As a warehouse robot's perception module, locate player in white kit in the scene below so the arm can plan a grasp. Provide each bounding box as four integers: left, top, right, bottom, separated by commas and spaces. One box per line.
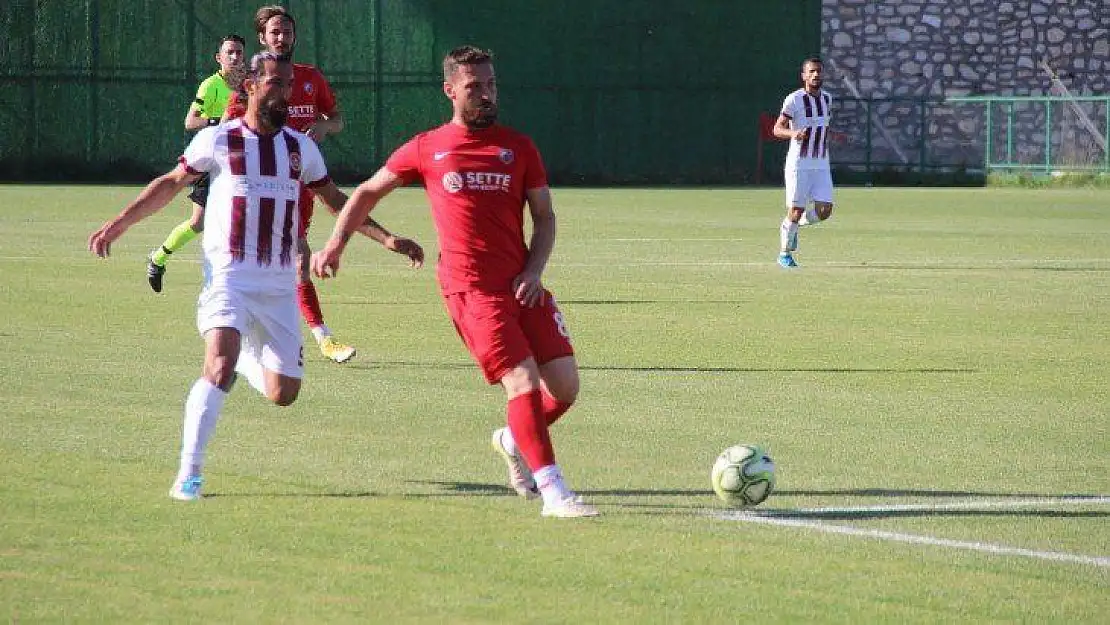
88, 52, 422, 500
772, 57, 835, 268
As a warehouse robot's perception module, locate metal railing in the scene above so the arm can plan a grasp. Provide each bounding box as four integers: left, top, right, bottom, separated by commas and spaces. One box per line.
945, 95, 1110, 174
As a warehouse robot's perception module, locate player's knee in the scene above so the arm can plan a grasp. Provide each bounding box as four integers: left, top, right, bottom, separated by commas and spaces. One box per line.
545, 376, 579, 405
540, 359, 580, 404
269, 385, 300, 407
500, 362, 542, 397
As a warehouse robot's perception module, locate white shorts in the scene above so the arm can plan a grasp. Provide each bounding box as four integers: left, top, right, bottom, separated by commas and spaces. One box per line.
196, 284, 304, 379
785, 168, 834, 208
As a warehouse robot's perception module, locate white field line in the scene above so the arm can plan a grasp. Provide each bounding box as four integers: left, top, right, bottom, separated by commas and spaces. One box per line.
714, 496, 1110, 568
605, 238, 746, 242
764, 496, 1110, 516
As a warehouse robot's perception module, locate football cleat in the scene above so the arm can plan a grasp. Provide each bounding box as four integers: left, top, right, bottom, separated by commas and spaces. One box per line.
491, 428, 540, 499
777, 253, 799, 268
319, 336, 356, 363
169, 475, 203, 501
541, 495, 600, 518
147, 251, 166, 293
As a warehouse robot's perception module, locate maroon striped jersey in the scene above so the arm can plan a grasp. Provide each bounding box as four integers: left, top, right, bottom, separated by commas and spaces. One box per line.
179, 119, 329, 289
780, 88, 833, 171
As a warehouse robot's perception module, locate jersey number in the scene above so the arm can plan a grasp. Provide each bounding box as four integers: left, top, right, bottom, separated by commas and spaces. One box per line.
553, 311, 570, 340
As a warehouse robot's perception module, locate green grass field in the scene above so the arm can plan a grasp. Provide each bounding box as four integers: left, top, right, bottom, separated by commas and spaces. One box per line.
2, 185, 1108, 623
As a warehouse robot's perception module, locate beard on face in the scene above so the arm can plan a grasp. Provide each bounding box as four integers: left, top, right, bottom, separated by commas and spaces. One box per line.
274, 45, 295, 62
463, 101, 498, 129
259, 100, 289, 129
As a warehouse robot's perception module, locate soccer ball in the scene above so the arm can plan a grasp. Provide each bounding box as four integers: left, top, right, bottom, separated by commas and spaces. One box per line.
710, 444, 775, 506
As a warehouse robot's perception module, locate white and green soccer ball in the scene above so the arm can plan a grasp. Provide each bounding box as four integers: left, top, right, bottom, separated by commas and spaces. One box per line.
710, 444, 776, 506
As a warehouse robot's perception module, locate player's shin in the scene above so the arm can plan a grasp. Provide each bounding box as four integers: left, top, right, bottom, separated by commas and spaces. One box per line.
506, 390, 555, 470
507, 390, 576, 506
541, 391, 572, 426
153, 220, 200, 266
780, 219, 799, 253
297, 281, 326, 331
178, 378, 228, 481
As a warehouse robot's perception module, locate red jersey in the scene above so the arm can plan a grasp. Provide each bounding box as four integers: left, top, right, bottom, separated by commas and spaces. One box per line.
225, 63, 337, 132
385, 123, 548, 294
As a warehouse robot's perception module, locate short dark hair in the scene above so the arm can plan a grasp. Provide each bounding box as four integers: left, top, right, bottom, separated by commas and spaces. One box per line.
221, 34, 246, 47
255, 5, 295, 35
443, 45, 493, 81
801, 57, 823, 71
248, 51, 289, 77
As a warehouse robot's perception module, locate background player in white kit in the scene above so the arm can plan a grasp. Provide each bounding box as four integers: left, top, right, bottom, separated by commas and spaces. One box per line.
88, 52, 422, 501
772, 57, 836, 268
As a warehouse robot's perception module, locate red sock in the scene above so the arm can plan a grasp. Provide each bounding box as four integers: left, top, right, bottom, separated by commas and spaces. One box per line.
297, 281, 325, 328
541, 391, 572, 426
506, 389, 555, 470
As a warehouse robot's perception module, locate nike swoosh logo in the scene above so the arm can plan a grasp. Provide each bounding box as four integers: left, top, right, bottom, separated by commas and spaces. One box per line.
433, 151, 450, 161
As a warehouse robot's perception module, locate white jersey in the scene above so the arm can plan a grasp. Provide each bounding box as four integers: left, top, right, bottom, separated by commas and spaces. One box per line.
781, 88, 833, 171
181, 119, 328, 291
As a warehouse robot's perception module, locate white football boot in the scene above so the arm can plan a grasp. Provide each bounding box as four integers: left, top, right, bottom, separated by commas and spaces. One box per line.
490, 428, 540, 499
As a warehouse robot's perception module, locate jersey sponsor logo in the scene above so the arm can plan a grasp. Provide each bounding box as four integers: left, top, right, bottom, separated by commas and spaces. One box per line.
233, 178, 300, 197
498, 148, 514, 164
442, 171, 513, 193
442, 171, 464, 193
464, 171, 512, 192
288, 105, 315, 117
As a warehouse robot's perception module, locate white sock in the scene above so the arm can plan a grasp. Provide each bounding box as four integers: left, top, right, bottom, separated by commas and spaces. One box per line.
234, 348, 268, 397
534, 464, 572, 507
780, 219, 798, 253
311, 324, 331, 342
499, 428, 519, 457
799, 207, 820, 226
178, 378, 228, 481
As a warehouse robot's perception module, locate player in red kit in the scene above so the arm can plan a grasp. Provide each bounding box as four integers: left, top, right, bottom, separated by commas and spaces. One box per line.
311, 46, 598, 518
224, 5, 374, 363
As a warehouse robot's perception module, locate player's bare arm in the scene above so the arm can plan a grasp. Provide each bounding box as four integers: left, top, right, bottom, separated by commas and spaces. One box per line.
515, 186, 556, 308
311, 166, 406, 279
88, 164, 200, 257
773, 114, 808, 142
312, 179, 424, 267
184, 108, 211, 131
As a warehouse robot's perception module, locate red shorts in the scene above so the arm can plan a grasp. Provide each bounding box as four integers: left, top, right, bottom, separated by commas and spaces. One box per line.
298, 185, 314, 238
445, 289, 575, 384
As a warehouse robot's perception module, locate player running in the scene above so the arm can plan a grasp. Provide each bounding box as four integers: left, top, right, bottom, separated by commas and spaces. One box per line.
89, 53, 417, 501
311, 46, 599, 519
772, 57, 837, 268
